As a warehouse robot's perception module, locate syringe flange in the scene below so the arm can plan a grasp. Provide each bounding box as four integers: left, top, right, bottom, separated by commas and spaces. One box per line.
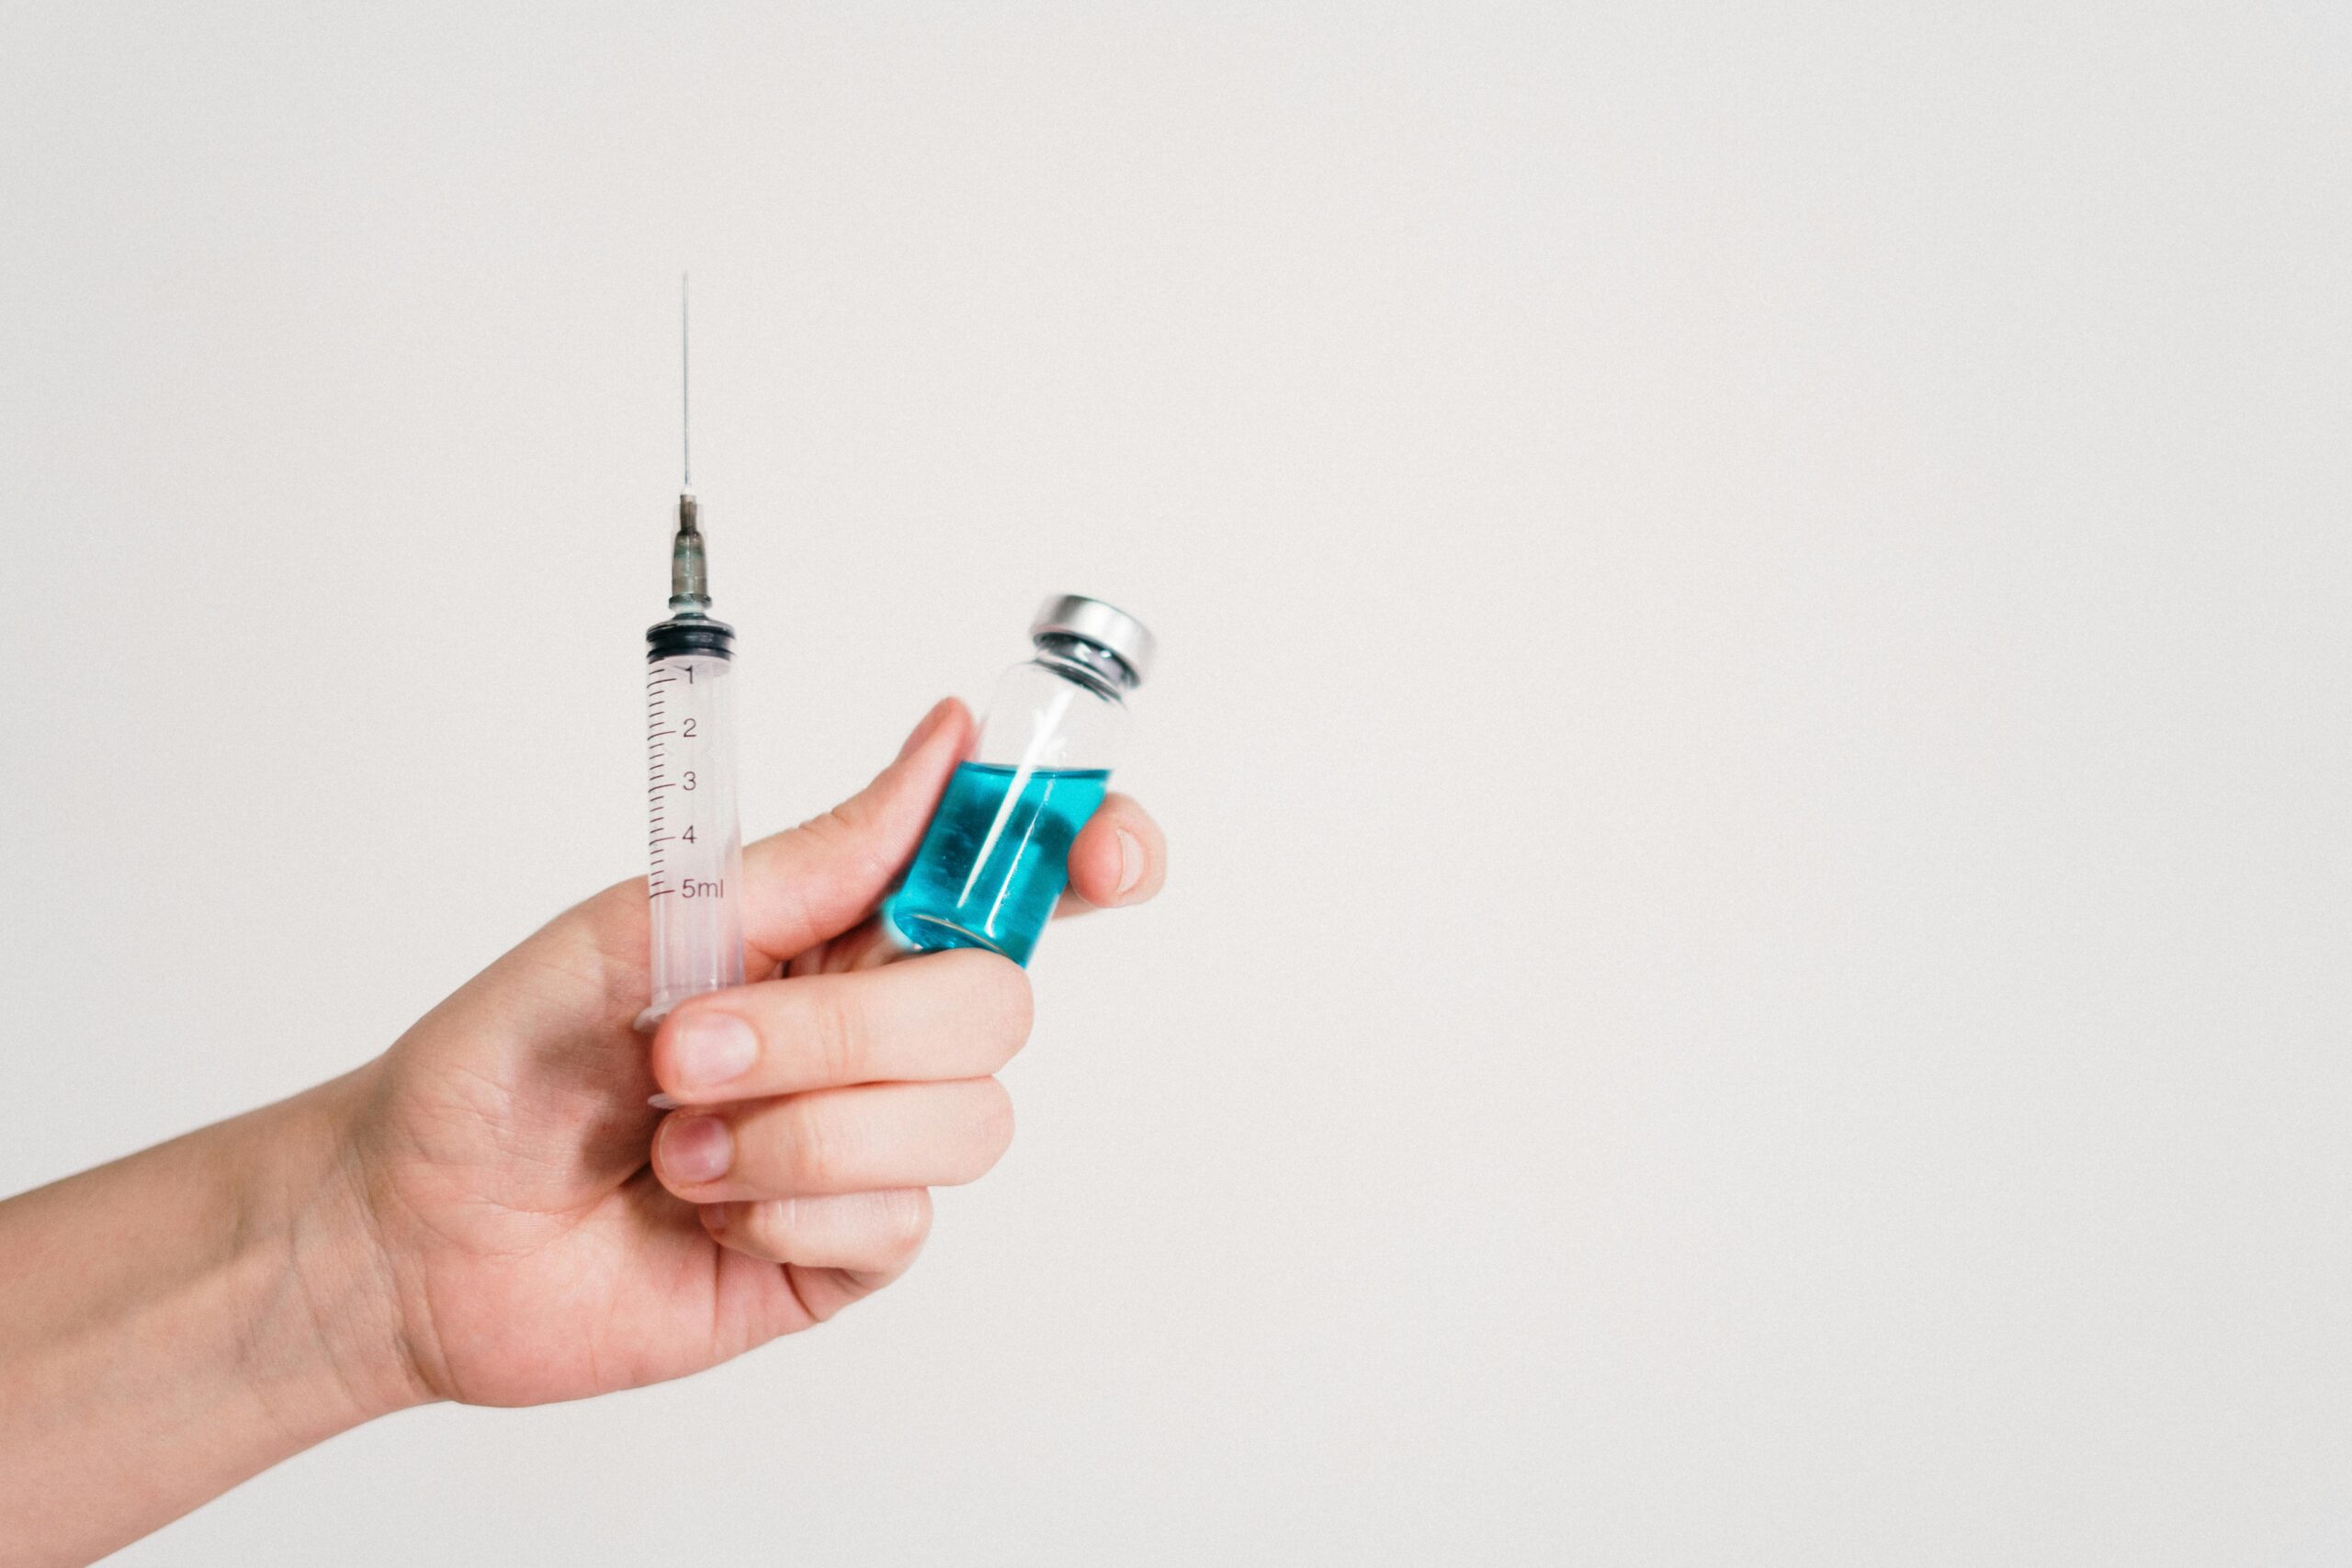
646, 615, 735, 662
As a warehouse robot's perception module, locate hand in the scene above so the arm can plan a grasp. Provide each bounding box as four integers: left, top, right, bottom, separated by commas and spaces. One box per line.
0, 695, 1166, 1562
340, 696, 1166, 1407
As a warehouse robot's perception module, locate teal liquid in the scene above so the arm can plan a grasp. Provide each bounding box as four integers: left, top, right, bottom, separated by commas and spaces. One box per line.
883, 762, 1111, 966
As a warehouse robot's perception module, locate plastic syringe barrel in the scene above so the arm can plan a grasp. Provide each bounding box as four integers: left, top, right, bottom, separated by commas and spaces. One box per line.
640, 616, 744, 1027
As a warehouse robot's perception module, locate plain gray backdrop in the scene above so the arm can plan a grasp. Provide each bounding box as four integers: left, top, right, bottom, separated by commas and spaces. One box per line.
3, 3, 2347, 1563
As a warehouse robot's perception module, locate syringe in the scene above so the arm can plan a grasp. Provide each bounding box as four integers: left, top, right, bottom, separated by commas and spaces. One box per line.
638, 276, 745, 1029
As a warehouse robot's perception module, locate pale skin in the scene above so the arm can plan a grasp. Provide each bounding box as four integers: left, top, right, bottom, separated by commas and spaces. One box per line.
0, 697, 1167, 1568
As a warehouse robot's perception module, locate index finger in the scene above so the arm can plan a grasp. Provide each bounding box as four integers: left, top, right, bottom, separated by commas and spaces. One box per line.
736, 697, 977, 967
650, 946, 1033, 1107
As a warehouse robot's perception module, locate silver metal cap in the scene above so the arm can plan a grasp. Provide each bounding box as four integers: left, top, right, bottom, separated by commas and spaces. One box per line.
1031, 594, 1155, 685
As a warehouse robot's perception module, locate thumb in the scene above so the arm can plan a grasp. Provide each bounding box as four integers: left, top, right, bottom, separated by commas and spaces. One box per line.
738, 697, 971, 967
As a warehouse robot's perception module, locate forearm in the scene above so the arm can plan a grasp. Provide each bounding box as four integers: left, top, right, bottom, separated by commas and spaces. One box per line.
0, 1072, 425, 1567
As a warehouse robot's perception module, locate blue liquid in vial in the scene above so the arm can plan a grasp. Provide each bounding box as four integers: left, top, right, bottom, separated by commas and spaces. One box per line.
884, 762, 1111, 966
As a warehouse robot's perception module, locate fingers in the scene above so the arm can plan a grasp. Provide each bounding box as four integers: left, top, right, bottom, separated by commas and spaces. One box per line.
703, 692, 1165, 963
1057, 792, 1168, 917
650, 949, 1032, 1107
652, 1077, 1013, 1204
736, 697, 976, 967
701, 1189, 933, 1276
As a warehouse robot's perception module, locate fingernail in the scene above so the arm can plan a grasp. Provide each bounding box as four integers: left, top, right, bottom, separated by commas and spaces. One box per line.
1114, 829, 1146, 897
669, 1012, 757, 1092
896, 698, 953, 761
662, 1114, 733, 1184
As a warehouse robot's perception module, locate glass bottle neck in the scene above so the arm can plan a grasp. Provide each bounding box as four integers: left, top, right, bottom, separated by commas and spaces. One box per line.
1032, 635, 1135, 702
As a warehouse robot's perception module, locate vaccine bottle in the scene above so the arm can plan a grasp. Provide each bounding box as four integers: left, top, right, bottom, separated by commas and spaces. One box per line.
883, 595, 1155, 966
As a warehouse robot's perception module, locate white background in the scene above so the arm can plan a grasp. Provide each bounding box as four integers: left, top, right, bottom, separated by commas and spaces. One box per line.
3, 4, 2348, 1562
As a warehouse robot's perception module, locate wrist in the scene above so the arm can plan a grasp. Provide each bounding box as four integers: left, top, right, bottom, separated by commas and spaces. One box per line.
0, 1066, 432, 1562
238, 1069, 435, 1434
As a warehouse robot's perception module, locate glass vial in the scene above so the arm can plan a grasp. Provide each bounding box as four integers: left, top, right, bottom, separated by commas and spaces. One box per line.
883, 595, 1156, 966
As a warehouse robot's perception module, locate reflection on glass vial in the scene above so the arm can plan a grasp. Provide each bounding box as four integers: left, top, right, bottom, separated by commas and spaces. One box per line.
884, 595, 1155, 968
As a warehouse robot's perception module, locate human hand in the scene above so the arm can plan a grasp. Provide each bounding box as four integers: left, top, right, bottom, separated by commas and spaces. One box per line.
336, 696, 1166, 1407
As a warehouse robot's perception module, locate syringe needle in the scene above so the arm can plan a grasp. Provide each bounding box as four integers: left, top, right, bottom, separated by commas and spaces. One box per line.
668, 273, 708, 614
